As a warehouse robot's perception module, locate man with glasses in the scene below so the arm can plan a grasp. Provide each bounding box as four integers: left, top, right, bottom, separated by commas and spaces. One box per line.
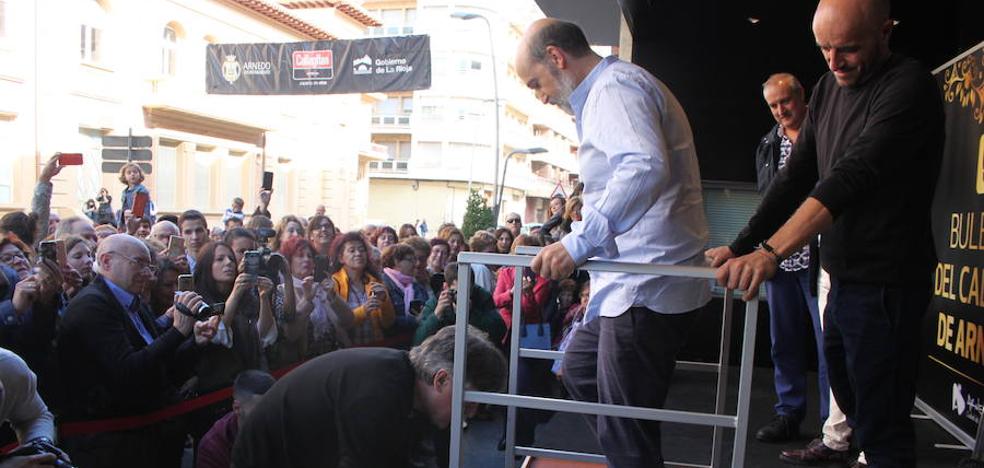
57, 234, 218, 468
504, 213, 523, 238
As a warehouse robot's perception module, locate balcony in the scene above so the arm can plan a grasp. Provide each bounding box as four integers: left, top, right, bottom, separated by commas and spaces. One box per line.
368, 159, 409, 175
371, 113, 412, 134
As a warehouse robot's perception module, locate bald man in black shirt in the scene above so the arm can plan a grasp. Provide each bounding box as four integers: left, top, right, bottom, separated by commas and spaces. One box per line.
706, 0, 943, 466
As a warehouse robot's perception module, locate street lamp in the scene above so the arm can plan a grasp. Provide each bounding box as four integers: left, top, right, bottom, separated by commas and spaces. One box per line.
450, 12, 501, 220
496, 147, 547, 222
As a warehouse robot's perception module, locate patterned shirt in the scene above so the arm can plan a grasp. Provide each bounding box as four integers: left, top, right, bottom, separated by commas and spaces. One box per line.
776, 126, 810, 272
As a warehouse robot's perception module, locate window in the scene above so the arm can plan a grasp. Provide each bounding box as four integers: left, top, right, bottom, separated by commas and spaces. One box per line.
162, 25, 178, 76
372, 96, 412, 125
194, 150, 213, 209
380, 9, 403, 24
77, 128, 104, 206
456, 58, 483, 73
374, 139, 411, 160
80, 0, 107, 64
368, 8, 415, 36
0, 121, 10, 203
223, 152, 245, 206
0, 1, 7, 40
157, 143, 178, 209
80, 24, 102, 62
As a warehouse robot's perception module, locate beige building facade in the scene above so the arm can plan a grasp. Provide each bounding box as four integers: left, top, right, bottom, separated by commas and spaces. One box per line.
360, 0, 580, 229
0, 0, 385, 230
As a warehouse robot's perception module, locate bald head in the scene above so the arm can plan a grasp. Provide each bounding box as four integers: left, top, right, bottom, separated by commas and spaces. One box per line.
96, 234, 153, 293
150, 220, 180, 245
814, 0, 889, 34
812, 0, 892, 87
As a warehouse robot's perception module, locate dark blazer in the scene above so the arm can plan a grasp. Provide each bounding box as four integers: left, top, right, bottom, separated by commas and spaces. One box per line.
57, 275, 199, 419
754, 123, 783, 193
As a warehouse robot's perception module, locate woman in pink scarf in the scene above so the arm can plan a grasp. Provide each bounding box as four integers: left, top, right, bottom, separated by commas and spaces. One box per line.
380, 244, 429, 348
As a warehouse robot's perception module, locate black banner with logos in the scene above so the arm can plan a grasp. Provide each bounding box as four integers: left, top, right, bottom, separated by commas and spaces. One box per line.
206, 35, 431, 95
921, 41, 984, 437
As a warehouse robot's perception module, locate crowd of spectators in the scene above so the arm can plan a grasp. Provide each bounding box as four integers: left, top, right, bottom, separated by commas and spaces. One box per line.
0, 154, 589, 468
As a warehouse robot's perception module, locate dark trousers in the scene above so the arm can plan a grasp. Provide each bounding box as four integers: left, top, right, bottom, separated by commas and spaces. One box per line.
824, 278, 929, 468
562, 307, 697, 468
766, 268, 828, 423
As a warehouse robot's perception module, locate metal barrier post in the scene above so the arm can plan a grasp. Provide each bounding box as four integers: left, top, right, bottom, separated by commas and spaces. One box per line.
711, 290, 735, 467
448, 260, 474, 467
505, 266, 523, 467
731, 298, 760, 468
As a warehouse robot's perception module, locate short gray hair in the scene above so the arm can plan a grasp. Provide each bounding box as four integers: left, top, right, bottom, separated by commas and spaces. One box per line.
54, 216, 92, 240
409, 325, 507, 392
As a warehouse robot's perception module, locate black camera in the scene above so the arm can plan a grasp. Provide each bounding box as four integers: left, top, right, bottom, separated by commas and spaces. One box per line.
1, 438, 76, 468
243, 248, 287, 286
447, 288, 457, 306
175, 296, 225, 321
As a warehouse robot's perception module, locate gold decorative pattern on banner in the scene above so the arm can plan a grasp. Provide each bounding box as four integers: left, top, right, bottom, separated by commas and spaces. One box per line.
943, 52, 984, 125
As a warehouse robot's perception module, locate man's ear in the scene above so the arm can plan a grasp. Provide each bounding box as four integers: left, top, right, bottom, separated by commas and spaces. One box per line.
433, 368, 451, 390
546, 45, 567, 70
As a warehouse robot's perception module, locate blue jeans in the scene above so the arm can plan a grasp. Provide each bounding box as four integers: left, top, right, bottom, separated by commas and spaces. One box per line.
766, 268, 829, 423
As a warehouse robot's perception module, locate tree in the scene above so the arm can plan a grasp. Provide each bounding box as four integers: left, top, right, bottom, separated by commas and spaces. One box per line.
461, 190, 494, 238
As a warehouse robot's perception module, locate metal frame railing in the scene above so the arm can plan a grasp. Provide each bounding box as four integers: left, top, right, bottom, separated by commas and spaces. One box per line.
449, 250, 760, 468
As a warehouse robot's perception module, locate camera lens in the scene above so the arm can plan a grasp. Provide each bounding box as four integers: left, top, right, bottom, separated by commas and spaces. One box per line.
194, 302, 213, 316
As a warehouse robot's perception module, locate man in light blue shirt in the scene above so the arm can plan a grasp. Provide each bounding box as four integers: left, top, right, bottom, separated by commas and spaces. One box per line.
519, 19, 710, 468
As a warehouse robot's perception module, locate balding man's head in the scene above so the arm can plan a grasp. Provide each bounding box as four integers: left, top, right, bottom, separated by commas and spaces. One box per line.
515, 19, 599, 113
150, 220, 180, 245
96, 234, 154, 294
812, 0, 892, 87
762, 73, 808, 131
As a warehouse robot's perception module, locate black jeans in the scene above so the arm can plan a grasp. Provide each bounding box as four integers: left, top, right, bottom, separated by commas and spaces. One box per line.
561, 307, 697, 468
824, 278, 929, 468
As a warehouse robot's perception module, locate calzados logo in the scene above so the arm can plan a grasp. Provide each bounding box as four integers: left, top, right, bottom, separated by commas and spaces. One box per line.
221, 55, 241, 84
353, 54, 373, 75
292, 50, 333, 81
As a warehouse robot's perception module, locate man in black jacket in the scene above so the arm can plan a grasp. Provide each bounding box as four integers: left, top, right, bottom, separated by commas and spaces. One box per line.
232, 325, 506, 468
750, 73, 829, 443
706, 0, 944, 466
58, 234, 217, 468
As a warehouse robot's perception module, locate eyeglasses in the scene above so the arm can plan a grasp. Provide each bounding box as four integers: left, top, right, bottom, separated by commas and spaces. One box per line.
0, 252, 28, 264
109, 252, 159, 273
314, 224, 334, 231
506, 219, 521, 224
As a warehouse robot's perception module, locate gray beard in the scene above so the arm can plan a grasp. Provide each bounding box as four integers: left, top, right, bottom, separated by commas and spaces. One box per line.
549, 64, 576, 115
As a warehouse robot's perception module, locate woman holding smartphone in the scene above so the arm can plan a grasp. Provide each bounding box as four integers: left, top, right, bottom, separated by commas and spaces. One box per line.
276, 237, 353, 360
379, 244, 428, 348
330, 232, 394, 346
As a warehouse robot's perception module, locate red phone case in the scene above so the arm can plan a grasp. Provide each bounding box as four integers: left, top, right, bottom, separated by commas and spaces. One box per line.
132, 192, 149, 218
58, 153, 84, 165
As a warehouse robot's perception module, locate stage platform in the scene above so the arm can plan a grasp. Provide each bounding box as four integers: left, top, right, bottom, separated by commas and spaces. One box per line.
457, 367, 970, 468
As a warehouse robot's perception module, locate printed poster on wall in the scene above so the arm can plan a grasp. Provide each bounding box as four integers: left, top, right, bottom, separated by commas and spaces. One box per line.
921, 40, 984, 437
206, 35, 431, 95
